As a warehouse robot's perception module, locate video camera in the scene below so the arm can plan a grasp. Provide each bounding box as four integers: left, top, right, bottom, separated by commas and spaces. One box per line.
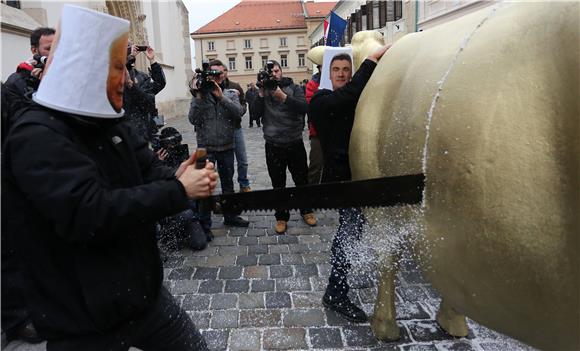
32, 54, 48, 69
193, 61, 222, 95
256, 60, 278, 91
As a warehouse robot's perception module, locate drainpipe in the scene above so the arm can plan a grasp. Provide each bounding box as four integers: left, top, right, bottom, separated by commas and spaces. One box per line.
414, 0, 419, 32
300, 0, 307, 18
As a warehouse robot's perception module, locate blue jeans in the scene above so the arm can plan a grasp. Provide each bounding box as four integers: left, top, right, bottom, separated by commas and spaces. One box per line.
207, 149, 239, 221
233, 128, 250, 188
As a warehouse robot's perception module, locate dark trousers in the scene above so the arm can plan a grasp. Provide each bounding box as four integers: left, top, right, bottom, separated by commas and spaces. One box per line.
47, 287, 207, 351
265, 141, 312, 221
206, 149, 238, 221
249, 108, 261, 127
326, 207, 365, 298
307, 136, 323, 185
1, 231, 30, 333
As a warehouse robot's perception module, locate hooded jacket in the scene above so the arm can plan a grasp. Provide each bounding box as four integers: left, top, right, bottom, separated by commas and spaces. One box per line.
2, 105, 189, 338
252, 77, 307, 145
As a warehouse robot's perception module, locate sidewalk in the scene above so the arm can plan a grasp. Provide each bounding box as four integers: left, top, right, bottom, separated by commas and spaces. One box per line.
3, 113, 533, 351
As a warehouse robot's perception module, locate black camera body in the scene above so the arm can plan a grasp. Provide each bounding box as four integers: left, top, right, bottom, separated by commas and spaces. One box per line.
32, 54, 48, 69
256, 61, 278, 91
194, 61, 222, 95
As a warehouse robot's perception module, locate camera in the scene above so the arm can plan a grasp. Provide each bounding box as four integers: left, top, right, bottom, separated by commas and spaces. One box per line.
151, 127, 182, 152
32, 54, 48, 69
256, 60, 278, 91
193, 61, 222, 95
136, 45, 148, 51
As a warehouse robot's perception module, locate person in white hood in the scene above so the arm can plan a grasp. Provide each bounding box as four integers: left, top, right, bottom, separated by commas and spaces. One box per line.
2, 6, 214, 350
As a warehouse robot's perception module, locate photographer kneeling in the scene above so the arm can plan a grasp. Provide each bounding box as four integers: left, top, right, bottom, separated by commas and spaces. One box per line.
154, 127, 212, 252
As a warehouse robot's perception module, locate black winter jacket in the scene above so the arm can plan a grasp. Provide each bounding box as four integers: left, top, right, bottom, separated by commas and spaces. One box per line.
253, 77, 307, 145
308, 59, 377, 182
2, 106, 189, 339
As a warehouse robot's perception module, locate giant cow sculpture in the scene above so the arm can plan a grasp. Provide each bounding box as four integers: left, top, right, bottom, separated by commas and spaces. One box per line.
339, 2, 578, 350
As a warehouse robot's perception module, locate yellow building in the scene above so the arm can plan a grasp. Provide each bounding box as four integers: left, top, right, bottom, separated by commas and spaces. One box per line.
191, 0, 336, 88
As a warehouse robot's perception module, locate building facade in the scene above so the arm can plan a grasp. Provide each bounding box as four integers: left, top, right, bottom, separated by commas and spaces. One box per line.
310, 0, 495, 47
191, 0, 335, 88
1, 0, 194, 119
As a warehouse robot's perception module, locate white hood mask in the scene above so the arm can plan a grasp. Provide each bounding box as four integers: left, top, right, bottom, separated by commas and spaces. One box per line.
33, 5, 130, 118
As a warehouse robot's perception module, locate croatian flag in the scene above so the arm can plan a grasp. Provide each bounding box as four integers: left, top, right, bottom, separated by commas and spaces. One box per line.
326, 11, 347, 47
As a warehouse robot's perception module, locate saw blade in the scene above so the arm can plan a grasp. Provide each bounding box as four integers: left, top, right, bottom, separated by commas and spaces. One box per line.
210, 174, 424, 214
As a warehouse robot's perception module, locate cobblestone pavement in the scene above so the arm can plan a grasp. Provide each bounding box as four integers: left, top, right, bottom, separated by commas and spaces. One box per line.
3, 113, 535, 351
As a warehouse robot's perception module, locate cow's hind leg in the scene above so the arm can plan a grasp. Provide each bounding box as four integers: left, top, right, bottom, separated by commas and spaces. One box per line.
371, 254, 401, 341
436, 299, 468, 337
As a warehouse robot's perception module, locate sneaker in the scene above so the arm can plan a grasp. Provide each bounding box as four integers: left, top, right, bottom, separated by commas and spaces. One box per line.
240, 186, 252, 193
224, 216, 249, 227
322, 293, 368, 323
302, 213, 317, 226
275, 220, 287, 234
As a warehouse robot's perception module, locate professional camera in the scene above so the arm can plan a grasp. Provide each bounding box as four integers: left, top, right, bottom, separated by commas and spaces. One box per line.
32, 54, 48, 69
152, 127, 183, 151
256, 60, 278, 91
194, 61, 222, 95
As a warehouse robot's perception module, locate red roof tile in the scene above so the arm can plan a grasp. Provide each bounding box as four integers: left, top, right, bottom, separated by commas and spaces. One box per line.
192, 0, 307, 35
304, 1, 336, 18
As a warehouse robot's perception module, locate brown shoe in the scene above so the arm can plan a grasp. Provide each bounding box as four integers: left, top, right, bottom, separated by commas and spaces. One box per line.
240, 186, 252, 193
302, 213, 317, 226
275, 220, 287, 234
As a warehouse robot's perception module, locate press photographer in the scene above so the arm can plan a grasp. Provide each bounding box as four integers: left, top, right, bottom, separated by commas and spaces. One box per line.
188, 60, 249, 227
251, 60, 317, 234
123, 43, 166, 142
154, 127, 213, 252
2, 27, 55, 139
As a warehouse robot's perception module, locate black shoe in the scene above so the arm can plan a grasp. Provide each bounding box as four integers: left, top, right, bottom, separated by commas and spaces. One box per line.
322, 293, 367, 323
205, 230, 214, 242
6, 322, 43, 344
224, 216, 249, 227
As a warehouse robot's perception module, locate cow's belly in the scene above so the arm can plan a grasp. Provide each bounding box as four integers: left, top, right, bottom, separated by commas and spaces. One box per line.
350, 3, 579, 350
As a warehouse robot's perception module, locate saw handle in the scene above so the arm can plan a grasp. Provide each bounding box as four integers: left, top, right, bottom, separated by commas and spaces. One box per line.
193, 148, 215, 214
194, 148, 208, 170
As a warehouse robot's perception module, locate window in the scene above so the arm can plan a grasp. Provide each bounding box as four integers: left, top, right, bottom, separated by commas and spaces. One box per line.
261, 55, 268, 68
2, 0, 21, 9
372, 2, 380, 29
245, 56, 253, 70
361, 12, 367, 31
244, 39, 252, 49
227, 40, 235, 50
280, 54, 288, 68
279, 37, 287, 47
260, 38, 268, 48
207, 41, 215, 51
298, 53, 305, 67
228, 57, 236, 71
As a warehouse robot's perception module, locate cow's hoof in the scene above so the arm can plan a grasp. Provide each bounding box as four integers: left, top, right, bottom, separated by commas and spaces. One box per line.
371, 316, 401, 341
436, 300, 469, 337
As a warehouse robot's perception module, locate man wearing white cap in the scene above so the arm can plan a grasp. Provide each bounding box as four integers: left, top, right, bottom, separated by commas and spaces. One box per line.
2, 6, 214, 350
